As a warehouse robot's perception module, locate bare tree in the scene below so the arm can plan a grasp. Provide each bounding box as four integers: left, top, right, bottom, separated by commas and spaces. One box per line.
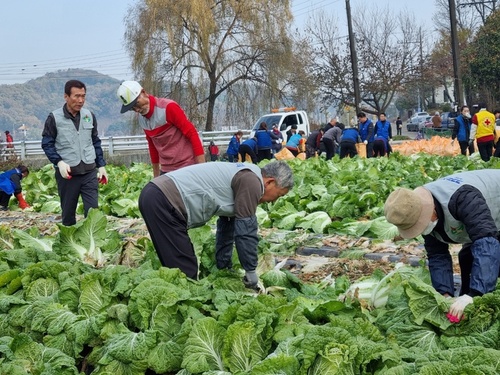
310, 7, 423, 115
124, 0, 295, 131
430, 0, 497, 106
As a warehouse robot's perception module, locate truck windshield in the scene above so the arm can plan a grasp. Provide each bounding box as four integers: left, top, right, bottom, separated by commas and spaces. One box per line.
252, 115, 282, 130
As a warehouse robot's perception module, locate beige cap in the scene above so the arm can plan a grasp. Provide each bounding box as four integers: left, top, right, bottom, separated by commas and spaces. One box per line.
384, 187, 434, 238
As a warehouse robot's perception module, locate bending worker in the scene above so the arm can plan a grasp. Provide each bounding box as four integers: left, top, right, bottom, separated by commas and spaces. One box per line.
0, 165, 30, 211
384, 169, 500, 320
138, 161, 294, 289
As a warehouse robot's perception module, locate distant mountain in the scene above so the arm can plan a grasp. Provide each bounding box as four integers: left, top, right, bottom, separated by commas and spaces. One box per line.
0, 69, 135, 141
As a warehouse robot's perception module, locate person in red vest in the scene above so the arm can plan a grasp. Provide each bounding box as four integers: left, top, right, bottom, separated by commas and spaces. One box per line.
470, 103, 495, 162
117, 81, 205, 176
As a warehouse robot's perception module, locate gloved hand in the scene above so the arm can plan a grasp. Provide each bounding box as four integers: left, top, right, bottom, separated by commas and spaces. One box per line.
363, 140, 368, 145
97, 167, 108, 184
468, 139, 474, 146
388, 138, 392, 143
448, 294, 473, 321
242, 270, 259, 290
57, 161, 72, 179
15, 193, 30, 209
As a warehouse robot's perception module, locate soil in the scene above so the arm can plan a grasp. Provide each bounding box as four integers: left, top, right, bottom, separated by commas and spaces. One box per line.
0, 210, 462, 283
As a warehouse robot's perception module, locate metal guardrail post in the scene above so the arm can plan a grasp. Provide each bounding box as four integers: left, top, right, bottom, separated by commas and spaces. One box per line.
108, 136, 114, 156
20, 141, 26, 159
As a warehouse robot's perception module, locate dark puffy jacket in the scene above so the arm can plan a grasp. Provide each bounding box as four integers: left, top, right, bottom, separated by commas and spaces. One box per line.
424, 184, 500, 297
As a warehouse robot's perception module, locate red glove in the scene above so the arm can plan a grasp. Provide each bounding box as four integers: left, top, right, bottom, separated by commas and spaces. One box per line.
15, 193, 30, 209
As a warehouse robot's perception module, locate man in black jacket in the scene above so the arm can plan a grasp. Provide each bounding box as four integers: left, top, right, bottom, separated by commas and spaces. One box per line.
42, 80, 107, 226
384, 170, 500, 321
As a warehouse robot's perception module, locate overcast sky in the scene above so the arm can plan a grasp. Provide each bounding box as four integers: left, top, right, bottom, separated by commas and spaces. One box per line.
0, 0, 438, 85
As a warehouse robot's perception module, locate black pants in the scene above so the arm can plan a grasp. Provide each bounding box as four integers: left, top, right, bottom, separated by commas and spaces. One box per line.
138, 182, 198, 279
56, 170, 98, 226
365, 142, 374, 158
340, 141, 357, 158
477, 140, 493, 162
0, 191, 12, 208
459, 141, 474, 156
239, 144, 258, 163
494, 140, 500, 158
323, 138, 335, 160
257, 148, 272, 162
372, 139, 387, 157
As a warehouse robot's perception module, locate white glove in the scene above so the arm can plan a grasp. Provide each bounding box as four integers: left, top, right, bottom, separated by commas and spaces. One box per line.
448, 294, 473, 321
97, 166, 108, 184
388, 138, 392, 143
57, 160, 72, 179
468, 139, 474, 146
363, 140, 368, 145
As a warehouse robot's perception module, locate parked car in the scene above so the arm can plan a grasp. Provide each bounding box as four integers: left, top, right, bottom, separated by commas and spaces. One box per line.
406, 112, 430, 132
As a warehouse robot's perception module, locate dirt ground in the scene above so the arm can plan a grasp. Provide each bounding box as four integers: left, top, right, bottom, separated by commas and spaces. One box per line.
0, 210, 462, 283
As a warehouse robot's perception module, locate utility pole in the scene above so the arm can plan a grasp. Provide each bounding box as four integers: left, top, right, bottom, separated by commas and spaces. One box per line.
346, 0, 361, 114
418, 27, 424, 112
449, 0, 463, 107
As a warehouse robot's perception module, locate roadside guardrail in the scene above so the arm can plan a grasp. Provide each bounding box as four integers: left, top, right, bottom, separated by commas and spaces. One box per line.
0, 130, 252, 161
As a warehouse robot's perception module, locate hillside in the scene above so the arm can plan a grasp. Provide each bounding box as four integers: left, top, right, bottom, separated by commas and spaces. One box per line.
0, 69, 136, 140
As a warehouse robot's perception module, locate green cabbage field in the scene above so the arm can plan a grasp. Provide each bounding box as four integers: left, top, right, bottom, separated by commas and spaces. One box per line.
1, 153, 500, 374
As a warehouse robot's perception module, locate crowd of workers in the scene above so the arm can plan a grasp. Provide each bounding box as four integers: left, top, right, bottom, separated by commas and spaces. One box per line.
221, 111, 395, 163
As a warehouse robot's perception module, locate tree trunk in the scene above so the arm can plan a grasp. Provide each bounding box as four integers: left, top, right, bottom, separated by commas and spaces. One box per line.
205, 74, 217, 131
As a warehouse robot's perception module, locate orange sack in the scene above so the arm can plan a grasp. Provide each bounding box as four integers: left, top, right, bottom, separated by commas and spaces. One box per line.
391, 136, 469, 156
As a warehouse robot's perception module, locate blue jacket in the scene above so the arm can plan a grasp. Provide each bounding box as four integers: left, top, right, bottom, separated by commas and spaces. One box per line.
359, 119, 374, 142
241, 138, 258, 153
255, 130, 273, 149
227, 135, 240, 156
341, 128, 361, 143
375, 120, 391, 140
0, 168, 23, 195
286, 133, 303, 148
452, 115, 470, 142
